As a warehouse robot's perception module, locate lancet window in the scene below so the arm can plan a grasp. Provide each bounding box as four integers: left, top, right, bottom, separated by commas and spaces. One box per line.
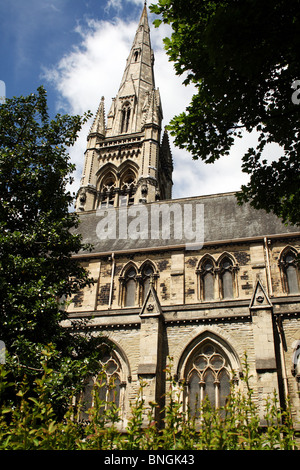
124, 267, 137, 307
121, 102, 131, 134
279, 248, 299, 294
202, 260, 215, 300
219, 257, 234, 299
141, 264, 154, 303
197, 257, 216, 301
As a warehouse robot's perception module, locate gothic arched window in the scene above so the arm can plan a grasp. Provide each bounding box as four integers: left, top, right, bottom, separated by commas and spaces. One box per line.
81, 352, 124, 420
141, 264, 154, 303
198, 258, 215, 301
285, 252, 299, 294
99, 174, 116, 208
203, 262, 215, 300
219, 257, 234, 299
280, 248, 299, 294
119, 170, 136, 207
121, 102, 131, 133
186, 343, 231, 417
124, 268, 137, 307
97, 354, 122, 415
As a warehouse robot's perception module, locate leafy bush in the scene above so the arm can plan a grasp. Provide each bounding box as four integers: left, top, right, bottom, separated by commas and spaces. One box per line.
0, 352, 297, 450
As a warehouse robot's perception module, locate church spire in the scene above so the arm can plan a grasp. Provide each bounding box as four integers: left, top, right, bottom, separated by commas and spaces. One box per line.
75, 4, 173, 212
119, 1, 154, 91
106, 3, 159, 136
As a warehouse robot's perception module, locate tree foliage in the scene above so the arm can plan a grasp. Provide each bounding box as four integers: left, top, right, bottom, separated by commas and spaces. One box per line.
0, 87, 105, 415
150, 0, 300, 226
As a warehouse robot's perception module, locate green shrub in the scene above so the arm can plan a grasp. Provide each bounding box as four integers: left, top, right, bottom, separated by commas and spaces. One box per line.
0, 353, 297, 450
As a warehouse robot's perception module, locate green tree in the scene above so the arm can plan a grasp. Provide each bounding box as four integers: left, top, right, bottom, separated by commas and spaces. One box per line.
150, 0, 300, 226
0, 87, 104, 416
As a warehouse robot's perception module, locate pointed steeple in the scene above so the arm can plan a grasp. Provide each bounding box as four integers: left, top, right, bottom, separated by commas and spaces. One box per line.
119, 2, 154, 95
75, 4, 173, 212
106, 3, 159, 136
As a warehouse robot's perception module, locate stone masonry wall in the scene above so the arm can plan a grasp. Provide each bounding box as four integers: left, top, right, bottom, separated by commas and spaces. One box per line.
66, 236, 300, 429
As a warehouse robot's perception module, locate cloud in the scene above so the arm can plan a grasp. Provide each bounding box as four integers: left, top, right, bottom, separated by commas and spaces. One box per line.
43, 17, 136, 193
105, 0, 145, 9
105, 0, 123, 12
43, 12, 197, 200
44, 4, 278, 203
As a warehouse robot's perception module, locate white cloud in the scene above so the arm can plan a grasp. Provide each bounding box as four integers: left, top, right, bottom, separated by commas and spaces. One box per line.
43, 17, 138, 196
105, 0, 123, 12
43, 13, 195, 200
43, 5, 280, 203
105, 0, 144, 11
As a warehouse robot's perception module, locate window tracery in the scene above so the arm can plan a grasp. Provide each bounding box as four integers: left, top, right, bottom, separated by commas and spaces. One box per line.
99, 174, 116, 208
97, 354, 122, 414
97, 166, 137, 209
119, 264, 138, 307
197, 254, 238, 301
185, 343, 231, 417
119, 171, 136, 207
80, 352, 124, 420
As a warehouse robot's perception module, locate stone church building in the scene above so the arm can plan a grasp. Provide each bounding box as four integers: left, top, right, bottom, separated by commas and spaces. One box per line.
67, 5, 300, 429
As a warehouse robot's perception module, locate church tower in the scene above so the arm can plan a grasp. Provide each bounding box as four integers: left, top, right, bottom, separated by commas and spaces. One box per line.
75, 4, 173, 212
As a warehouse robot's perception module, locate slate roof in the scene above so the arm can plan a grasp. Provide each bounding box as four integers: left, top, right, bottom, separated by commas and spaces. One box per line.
72, 192, 300, 256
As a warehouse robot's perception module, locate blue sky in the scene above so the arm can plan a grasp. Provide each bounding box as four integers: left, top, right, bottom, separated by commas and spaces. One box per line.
0, 0, 262, 200
0, 0, 145, 115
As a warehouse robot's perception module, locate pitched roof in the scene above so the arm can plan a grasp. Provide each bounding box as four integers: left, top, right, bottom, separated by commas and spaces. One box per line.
73, 192, 300, 255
